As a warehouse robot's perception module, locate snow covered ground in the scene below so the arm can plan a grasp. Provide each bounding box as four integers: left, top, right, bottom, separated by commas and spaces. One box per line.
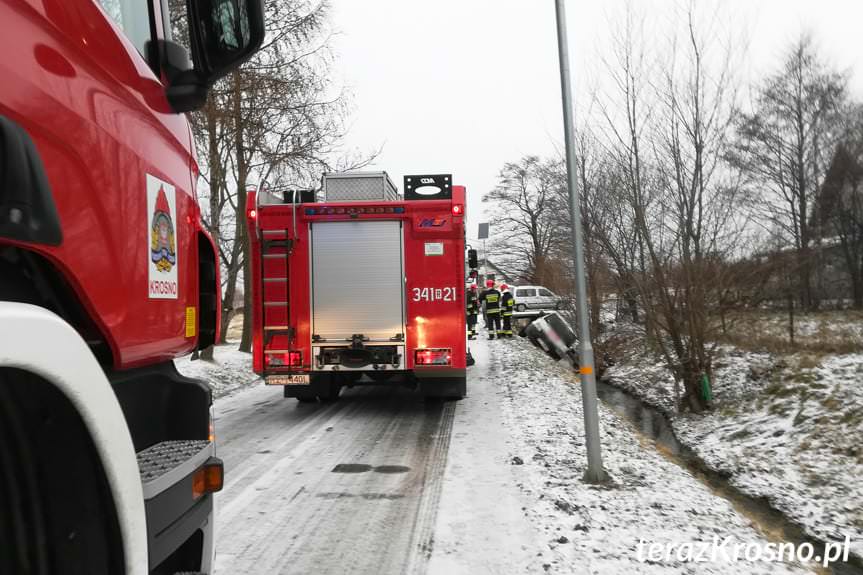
434, 337, 812, 574
175, 329, 843, 572
175, 341, 258, 399
602, 323, 863, 563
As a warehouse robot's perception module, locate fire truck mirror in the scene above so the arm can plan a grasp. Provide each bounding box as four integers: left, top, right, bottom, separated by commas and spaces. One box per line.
188, 0, 265, 83
467, 249, 478, 269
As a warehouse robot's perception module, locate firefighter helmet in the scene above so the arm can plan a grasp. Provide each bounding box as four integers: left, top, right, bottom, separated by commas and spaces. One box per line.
485, 279, 494, 288
500, 283, 508, 291
469, 283, 478, 290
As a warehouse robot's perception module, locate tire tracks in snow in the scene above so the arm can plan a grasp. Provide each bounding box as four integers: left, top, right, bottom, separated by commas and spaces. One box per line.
213, 384, 456, 574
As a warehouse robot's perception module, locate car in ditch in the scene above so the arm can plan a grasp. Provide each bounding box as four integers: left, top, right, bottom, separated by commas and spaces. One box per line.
520, 311, 578, 364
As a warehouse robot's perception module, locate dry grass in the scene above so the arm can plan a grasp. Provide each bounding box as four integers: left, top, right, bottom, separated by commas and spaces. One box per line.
718, 309, 863, 355
226, 313, 244, 341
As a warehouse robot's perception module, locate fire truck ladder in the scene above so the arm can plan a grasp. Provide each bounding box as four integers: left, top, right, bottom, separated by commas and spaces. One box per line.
259, 191, 299, 349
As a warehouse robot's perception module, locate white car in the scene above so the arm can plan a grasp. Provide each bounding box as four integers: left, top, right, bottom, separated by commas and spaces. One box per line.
512, 285, 565, 311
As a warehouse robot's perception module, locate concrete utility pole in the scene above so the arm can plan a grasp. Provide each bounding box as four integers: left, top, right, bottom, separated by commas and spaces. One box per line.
554, 0, 609, 484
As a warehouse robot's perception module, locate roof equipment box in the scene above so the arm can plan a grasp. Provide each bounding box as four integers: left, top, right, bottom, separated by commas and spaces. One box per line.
322, 171, 400, 202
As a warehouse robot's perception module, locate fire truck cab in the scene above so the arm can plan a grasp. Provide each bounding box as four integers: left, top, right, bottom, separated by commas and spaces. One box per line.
247, 172, 468, 401
1, 0, 264, 573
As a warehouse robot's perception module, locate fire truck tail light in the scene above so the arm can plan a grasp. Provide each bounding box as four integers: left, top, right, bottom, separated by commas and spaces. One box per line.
248, 208, 257, 219
265, 350, 303, 367
415, 348, 452, 366
452, 204, 464, 216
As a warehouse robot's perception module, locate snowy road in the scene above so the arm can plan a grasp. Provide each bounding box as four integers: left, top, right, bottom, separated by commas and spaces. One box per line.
212, 382, 455, 574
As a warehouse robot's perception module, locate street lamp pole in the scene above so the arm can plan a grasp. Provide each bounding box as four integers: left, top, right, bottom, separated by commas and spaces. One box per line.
554, 0, 608, 484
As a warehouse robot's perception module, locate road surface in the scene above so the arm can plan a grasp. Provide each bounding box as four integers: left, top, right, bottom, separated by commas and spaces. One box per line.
212, 341, 542, 574
212, 383, 449, 573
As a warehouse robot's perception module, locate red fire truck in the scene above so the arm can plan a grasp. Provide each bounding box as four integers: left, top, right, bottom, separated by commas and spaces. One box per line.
1, 0, 263, 573
247, 172, 467, 402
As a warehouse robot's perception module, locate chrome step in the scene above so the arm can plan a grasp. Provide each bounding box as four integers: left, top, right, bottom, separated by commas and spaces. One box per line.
137, 440, 211, 499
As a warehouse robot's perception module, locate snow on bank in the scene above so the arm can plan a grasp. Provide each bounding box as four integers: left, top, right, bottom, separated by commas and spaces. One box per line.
175, 342, 259, 399
602, 326, 863, 561
490, 337, 810, 574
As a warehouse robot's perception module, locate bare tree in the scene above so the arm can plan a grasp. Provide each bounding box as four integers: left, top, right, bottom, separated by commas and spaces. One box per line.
589, 1, 744, 412
482, 156, 564, 284
729, 34, 847, 310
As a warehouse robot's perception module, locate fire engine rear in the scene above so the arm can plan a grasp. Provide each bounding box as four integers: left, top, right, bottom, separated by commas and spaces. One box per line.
247, 172, 467, 401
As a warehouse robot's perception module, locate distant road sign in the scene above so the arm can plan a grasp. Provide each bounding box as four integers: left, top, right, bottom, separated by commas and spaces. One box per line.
478, 223, 489, 239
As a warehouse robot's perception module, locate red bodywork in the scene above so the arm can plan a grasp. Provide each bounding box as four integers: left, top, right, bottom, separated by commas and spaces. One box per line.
247, 186, 467, 381
0, 0, 218, 368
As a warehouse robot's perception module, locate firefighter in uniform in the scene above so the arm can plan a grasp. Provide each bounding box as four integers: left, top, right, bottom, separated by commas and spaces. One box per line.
466, 284, 479, 339
500, 283, 515, 337
479, 279, 502, 339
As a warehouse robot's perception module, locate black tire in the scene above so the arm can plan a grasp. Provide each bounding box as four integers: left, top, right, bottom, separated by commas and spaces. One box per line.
0, 369, 124, 574
311, 372, 340, 402
283, 385, 317, 402
319, 381, 341, 403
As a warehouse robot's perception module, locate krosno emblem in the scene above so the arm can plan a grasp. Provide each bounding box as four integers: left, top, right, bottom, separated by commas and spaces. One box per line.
150, 186, 176, 273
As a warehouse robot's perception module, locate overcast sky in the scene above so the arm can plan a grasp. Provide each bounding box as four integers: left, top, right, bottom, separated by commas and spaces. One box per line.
328, 0, 863, 244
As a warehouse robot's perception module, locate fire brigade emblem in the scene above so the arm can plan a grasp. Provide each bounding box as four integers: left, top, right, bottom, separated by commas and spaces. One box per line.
146, 175, 178, 299
150, 186, 176, 273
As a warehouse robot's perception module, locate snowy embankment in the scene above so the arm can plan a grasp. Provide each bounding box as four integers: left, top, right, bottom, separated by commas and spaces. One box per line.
490, 337, 810, 574
175, 341, 258, 399
602, 320, 863, 562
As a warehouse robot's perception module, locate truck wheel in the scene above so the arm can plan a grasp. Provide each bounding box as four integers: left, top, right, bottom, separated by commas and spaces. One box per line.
320, 381, 341, 403
284, 386, 317, 402
311, 373, 340, 402
0, 369, 123, 574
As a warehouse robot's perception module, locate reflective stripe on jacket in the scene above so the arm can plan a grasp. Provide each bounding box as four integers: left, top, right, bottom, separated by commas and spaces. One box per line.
480, 289, 502, 313
501, 292, 514, 316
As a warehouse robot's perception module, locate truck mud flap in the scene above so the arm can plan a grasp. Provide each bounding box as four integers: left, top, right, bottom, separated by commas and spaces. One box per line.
420, 377, 466, 400
280, 373, 340, 401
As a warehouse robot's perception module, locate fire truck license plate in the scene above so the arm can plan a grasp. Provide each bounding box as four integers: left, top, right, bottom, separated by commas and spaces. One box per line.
266, 375, 310, 385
